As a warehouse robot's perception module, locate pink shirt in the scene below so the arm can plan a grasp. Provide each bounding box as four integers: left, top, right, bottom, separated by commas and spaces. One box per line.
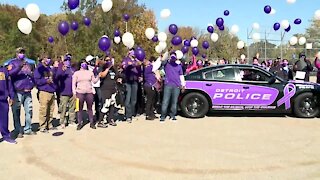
72, 69, 99, 95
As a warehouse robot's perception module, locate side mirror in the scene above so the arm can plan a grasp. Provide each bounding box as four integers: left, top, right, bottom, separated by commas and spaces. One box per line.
268, 76, 276, 84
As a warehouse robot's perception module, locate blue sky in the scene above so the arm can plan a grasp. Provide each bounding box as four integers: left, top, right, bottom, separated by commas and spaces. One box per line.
3, 0, 319, 42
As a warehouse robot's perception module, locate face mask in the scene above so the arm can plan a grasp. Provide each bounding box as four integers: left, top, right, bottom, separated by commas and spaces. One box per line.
45, 59, 51, 66
282, 62, 288, 67
64, 60, 71, 68
81, 63, 88, 69
106, 61, 112, 67
170, 55, 177, 61
18, 53, 25, 60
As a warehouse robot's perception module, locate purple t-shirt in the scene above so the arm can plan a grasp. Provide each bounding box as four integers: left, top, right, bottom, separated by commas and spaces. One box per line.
164, 61, 183, 88
144, 65, 157, 87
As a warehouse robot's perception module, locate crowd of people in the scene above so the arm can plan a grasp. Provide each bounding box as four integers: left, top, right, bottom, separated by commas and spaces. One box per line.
0, 47, 319, 144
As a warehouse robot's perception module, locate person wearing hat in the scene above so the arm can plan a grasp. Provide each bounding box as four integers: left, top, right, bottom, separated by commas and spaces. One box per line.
160, 52, 186, 123
121, 49, 142, 123
7, 47, 36, 138
34, 55, 57, 133
0, 65, 17, 144
293, 52, 313, 81
86, 55, 103, 123
56, 56, 76, 128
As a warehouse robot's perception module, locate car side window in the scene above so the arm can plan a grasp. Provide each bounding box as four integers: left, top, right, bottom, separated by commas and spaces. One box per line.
239, 68, 270, 82
204, 68, 235, 81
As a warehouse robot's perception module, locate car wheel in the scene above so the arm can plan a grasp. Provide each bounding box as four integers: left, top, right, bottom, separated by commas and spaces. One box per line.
181, 92, 209, 118
294, 93, 319, 118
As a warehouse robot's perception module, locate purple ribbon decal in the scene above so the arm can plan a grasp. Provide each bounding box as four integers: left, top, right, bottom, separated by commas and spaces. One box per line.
277, 83, 296, 110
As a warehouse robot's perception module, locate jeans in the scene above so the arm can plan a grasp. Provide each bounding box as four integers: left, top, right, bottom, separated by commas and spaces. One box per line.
12, 92, 33, 133
94, 87, 102, 121
160, 85, 180, 120
125, 82, 138, 119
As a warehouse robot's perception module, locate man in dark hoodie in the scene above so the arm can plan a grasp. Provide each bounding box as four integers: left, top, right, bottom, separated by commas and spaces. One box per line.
293, 52, 313, 81
56, 58, 76, 128
34, 56, 57, 133
0, 65, 16, 144
7, 47, 36, 138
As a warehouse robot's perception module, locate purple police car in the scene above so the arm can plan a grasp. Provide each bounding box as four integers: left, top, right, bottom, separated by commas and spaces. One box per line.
180, 64, 320, 118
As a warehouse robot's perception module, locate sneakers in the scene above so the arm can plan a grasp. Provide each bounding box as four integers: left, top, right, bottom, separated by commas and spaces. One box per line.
17, 133, 24, 138
90, 124, 96, 129
170, 117, 177, 122
127, 118, 132, 123
109, 121, 117, 126
160, 119, 165, 123
97, 123, 108, 128
24, 131, 37, 135
40, 129, 49, 133
3, 138, 17, 144
146, 116, 155, 121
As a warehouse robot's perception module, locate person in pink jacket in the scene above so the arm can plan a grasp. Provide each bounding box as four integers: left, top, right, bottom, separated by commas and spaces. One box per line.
72, 62, 100, 130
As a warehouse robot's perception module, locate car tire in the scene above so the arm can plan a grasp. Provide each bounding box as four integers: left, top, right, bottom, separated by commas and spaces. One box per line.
181, 92, 209, 118
293, 93, 319, 118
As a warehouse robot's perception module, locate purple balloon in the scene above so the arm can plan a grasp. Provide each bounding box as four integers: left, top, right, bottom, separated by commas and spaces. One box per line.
216, 18, 224, 27
58, 21, 69, 36
169, 24, 178, 35
152, 36, 158, 42
114, 29, 121, 37
192, 47, 199, 56
184, 40, 191, 47
273, 23, 281, 31
48, 36, 54, 43
98, 36, 111, 52
219, 25, 225, 31
294, 18, 302, 25
68, 0, 79, 10
202, 54, 207, 58
171, 36, 182, 46
71, 21, 79, 31
181, 46, 189, 54
264, 5, 272, 14
202, 41, 210, 49
224, 10, 230, 16
134, 48, 146, 61
207, 26, 214, 33
83, 17, 91, 26
285, 25, 291, 32
123, 14, 130, 22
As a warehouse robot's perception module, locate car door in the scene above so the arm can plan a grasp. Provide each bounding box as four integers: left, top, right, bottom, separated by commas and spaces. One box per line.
235, 66, 285, 111
202, 67, 243, 107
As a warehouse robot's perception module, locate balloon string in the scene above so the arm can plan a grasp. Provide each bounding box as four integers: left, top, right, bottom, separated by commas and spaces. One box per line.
126, 22, 128, 32
64, 36, 68, 53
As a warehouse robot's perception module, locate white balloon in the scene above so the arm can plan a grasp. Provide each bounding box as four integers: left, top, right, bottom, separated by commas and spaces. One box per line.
315, 10, 320, 20
145, 28, 155, 40
159, 42, 167, 50
17, 18, 32, 35
237, 41, 245, 49
102, 0, 113, 12
317, 52, 320, 58
127, 40, 135, 49
190, 39, 199, 47
160, 9, 171, 19
114, 36, 121, 44
289, 36, 298, 46
122, 32, 134, 47
299, 37, 306, 46
176, 50, 183, 60
231, 25, 240, 35
281, 20, 290, 29
240, 54, 246, 60
270, 8, 276, 15
287, 0, 296, 4
252, 23, 260, 30
252, 33, 261, 43
155, 45, 162, 54
158, 32, 167, 42
210, 33, 219, 42
25, 3, 40, 22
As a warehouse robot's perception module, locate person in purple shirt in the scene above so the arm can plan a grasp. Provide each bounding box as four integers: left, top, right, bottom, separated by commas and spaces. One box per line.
143, 56, 162, 120
7, 47, 36, 138
160, 52, 186, 122
122, 49, 142, 123
0, 66, 17, 144
34, 56, 57, 133
56, 59, 76, 128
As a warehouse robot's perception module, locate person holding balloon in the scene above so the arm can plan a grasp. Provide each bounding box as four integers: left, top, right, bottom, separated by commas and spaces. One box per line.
160, 52, 186, 123
34, 56, 58, 133
293, 53, 313, 81
314, 53, 320, 83
121, 49, 142, 123
7, 47, 36, 138
143, 56, 162, 120
72, 61, 100, 130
